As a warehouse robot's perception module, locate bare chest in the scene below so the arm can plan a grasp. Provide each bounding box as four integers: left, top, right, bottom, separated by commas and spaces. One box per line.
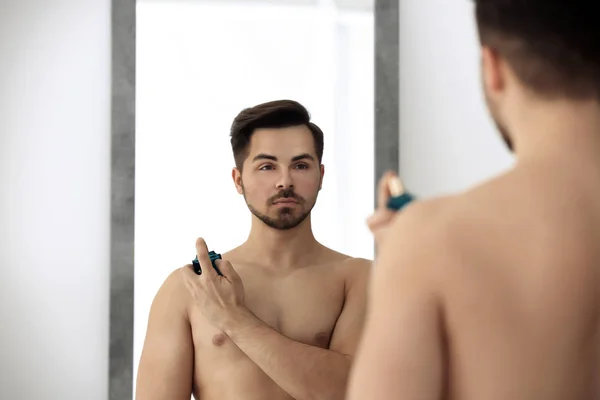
190, 266, 347, 352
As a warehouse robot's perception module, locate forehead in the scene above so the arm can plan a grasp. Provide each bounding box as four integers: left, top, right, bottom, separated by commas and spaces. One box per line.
247, 125, 316, 159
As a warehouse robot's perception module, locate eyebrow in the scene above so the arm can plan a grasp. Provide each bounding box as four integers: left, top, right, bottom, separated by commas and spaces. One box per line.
291, 153, 315, 162
252, 154, 278, 162
252, 153, 315, 163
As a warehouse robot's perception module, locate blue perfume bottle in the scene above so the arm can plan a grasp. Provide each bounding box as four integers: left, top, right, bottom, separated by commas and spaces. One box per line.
192, 250, 223, 276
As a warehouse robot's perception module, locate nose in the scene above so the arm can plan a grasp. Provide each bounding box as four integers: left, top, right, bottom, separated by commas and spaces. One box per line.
276, 169, 294, 190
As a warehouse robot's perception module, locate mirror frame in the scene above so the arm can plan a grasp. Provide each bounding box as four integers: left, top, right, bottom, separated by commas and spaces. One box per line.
108, 0, 398, 398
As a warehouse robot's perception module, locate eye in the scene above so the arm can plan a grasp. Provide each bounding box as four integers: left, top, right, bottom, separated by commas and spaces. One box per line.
294, 163, 309, 170
259, 164, 274, 171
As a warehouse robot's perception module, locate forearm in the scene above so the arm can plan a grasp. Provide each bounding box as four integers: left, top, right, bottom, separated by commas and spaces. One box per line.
224, 308, 351, 400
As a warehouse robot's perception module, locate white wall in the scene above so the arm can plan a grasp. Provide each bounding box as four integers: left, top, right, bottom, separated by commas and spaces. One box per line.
398, 0, 514, 197
134, 2, 373, 394
0, 1, 110, 399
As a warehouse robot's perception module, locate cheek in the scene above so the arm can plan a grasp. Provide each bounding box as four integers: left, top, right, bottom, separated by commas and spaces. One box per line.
294, 173, 321, 194
242, 175, 273, 199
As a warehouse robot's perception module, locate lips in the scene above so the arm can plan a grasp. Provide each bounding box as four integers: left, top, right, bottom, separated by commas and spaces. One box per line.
274, 199, 298, 205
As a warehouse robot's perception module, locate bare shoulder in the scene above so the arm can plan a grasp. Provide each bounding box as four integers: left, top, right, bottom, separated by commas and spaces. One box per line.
315, 246, 372, 290
151, 266, 194, 318
320, 246, 371, 272
384, 194, 461, 250
377, 170, 534, 284
342, 256, 372, 276
340, 257, 372, 288
379, 188, 498, 273
317, 246, 372, 271
340, 256, 372, 271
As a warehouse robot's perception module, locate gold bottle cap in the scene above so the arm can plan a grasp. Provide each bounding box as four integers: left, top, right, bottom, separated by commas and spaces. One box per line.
388, 176, 404, 197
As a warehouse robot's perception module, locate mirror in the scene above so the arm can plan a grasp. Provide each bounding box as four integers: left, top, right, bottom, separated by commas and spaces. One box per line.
133, 0, 374, 397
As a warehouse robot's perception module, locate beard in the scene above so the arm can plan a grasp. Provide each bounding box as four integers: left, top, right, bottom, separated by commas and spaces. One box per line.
493, 113, 513, 151
244, 187, 316, 230
483, 79, 514, 152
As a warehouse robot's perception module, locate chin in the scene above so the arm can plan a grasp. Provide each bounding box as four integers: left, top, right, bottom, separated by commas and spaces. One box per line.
275, 211, 300, 220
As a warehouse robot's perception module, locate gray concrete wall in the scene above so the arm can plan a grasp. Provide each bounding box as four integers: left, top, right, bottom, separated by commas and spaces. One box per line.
374, 0, 399, 202
110, 0, 136, 399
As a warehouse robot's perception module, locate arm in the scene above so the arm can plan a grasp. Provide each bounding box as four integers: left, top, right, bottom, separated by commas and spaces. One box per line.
347, 210, 446, 400
135, 269, 194, 400
223, 260, 371, 400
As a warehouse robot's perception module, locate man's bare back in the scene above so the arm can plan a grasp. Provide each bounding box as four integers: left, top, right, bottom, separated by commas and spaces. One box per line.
136, 245, 370, 400
348, 157, 600, 400
346, 2, 600, 398
440, 159, 600, 399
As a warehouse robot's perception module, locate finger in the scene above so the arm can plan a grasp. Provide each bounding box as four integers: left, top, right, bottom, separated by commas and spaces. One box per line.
366, 211, 393, 231
195, 238, 218, 280
388, 175, 404, 198
377, 171, 397, 210
214, 260, 239, 282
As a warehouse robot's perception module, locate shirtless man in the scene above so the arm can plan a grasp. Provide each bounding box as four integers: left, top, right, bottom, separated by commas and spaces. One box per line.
347, 2, 600, 400
135, 100, 371, 400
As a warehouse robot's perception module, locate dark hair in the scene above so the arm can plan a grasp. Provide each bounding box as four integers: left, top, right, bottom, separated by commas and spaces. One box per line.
473, 1, 600, 100
230, 100, 324, 169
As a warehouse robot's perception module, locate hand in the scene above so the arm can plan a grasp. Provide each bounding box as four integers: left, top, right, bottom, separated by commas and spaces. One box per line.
181, 237, 246, 331
367, 171, 403, 247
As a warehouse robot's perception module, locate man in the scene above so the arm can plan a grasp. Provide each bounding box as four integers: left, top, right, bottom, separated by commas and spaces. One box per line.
135, 100, 371, 400
348, 2, 600, 400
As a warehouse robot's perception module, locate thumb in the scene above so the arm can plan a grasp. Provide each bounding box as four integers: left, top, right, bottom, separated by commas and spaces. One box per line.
367, 209, 394, 231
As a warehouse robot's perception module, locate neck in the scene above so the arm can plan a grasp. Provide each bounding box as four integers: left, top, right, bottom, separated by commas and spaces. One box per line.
241, 214, 323, 269
509, 97, 600, 162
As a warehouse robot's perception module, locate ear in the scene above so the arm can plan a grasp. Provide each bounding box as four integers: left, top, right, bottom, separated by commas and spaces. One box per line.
481, 46, 505, 95
319, 164, 325, 191
232, 168, 243, 194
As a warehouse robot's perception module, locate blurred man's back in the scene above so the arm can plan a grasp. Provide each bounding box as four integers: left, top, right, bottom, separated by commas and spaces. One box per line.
347, 2, 600, 399
441, 160, 600, 399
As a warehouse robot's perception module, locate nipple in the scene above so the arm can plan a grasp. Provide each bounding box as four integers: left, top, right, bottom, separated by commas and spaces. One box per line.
212, 333, 227, 346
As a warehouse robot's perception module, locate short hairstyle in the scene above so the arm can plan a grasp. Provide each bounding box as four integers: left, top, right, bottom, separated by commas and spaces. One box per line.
473, 1, 600, 100
230, 100, 324, 170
